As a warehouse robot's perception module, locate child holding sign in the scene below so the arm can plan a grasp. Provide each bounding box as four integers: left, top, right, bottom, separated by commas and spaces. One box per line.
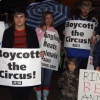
35, 11, 59, 100
58, 58, 79, 100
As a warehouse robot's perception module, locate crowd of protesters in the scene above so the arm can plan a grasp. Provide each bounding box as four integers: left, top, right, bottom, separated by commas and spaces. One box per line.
0, 0, 100, 100
58, 1, 99, 100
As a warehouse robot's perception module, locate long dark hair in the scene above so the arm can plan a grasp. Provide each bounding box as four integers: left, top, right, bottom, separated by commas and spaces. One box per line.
40, 11, 55, 28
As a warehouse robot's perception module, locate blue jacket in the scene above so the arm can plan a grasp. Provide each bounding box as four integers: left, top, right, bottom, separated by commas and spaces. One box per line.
93, 40, 100, 69
66, 15, 98, 58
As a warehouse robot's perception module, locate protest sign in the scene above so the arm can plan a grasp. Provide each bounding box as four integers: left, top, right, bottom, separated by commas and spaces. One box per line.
0, 48, 41, 87
87, 56, 94, 70
78, 69, 100, 100
64, 20, 95, 50
40, 31, 60, 71
0, 21, 5, 47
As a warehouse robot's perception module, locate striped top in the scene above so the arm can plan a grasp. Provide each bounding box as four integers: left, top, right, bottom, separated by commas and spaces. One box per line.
13, 29, 27, 48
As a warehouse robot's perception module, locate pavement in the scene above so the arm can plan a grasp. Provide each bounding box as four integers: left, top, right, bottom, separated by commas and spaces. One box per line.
0, 71, 61, 100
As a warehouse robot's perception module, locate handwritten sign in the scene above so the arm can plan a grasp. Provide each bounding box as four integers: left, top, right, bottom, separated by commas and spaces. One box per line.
78, 69, 100, 100
64, 20, 95, 50
0, 48, 41, 87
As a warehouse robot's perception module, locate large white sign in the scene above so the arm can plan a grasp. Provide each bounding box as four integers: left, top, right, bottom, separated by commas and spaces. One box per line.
41, 31, 60, 71
0, 48, 41, 87
78, 69, 100, 100
0, 22, 5, 47
64, 20, 95, 50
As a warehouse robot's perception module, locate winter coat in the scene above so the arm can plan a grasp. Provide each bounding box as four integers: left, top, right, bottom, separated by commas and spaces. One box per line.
2, 25, 39, 48
58, 69, 79, 100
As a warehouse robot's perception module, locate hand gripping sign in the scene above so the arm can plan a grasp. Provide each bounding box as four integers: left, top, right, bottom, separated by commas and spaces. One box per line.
0, 21, 5, 47
0, 48, 41, 87
64, 20, 95, 50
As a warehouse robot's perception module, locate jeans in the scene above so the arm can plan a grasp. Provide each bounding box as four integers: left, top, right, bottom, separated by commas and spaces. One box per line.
41, 68, 53, 87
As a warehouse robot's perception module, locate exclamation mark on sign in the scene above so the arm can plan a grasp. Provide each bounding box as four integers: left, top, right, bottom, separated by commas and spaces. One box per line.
33, 71, 36, 78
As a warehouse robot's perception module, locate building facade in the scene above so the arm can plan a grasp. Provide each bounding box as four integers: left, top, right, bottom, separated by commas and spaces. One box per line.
0, 0, 100, 22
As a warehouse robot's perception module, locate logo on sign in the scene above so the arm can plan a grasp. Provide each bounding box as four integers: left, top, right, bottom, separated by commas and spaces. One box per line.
12, 81, 22, 85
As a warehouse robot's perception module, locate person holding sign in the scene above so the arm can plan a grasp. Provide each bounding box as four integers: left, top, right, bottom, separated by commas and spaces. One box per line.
35, 11, 59, 100
58, 58, 79, 100
1, 7, 43, 100
93, 39, 100, 71
64, 1, 98, 70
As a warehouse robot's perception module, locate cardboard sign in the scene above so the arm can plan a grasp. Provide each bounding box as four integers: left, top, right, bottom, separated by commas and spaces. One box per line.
64, 20, 95, 50
78, 69, 100, 100
0, 48, 41, 87
0, 21, 5, 47
40, 30, 60, 71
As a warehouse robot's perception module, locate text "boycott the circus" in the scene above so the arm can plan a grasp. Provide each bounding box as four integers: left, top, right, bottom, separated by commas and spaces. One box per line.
0, 50, 40, 60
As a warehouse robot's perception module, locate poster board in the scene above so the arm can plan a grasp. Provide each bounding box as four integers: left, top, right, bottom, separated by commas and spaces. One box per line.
64, 20, 95, 50
41, 30, 60, 71
78, 69, 100, 100
0, 21, 5, 47
0, 48, 41, 87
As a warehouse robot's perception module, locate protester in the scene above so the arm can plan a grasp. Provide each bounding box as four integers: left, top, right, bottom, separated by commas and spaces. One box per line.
35, 11, 59, 100
58, 58, 79, 100
63, 1, 98, 69
93, 39, 100, 71
1, 7, 43, 100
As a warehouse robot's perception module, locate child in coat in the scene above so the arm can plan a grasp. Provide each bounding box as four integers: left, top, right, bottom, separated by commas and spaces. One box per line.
58, 58, 79, 100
